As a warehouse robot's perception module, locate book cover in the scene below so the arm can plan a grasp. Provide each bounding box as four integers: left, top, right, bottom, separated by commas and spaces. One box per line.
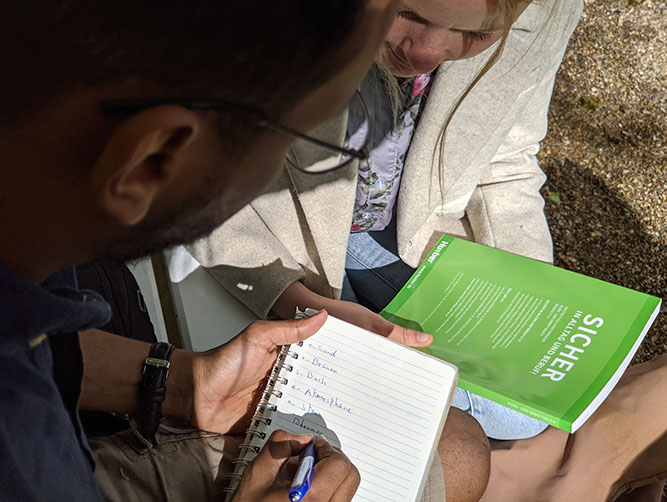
380, 235, 661, 432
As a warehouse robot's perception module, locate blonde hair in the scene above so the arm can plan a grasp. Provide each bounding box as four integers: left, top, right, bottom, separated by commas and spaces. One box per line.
440, 1, 529, 124
375, 0, 539, 198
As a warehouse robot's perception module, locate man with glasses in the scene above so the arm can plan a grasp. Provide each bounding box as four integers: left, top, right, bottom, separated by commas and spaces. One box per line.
102, 92, 373, 175
0, 1, 472, 501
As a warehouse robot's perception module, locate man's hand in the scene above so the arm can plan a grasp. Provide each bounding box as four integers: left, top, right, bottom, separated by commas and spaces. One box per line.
272, 281, 433, 347
233, 430, 360, 502
176, 311, 329, 434
80, 287, 430, 435
80, 313, 327, 434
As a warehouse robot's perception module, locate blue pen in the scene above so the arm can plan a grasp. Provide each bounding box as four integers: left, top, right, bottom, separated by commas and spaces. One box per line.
288, 436, 317, 502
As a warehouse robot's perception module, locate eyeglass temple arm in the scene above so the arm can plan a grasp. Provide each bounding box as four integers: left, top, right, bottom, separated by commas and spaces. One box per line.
255, 120, 367, 160
100, 98, 368, 160
258, 89, 371, 160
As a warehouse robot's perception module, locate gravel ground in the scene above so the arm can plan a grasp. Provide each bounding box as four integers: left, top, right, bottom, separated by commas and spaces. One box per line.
537, 2, 666, 497
538, 0, 666, 364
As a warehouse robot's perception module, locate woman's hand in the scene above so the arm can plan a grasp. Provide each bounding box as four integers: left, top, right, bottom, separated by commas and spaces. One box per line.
233, 431, 360, 502
272, 281, 433, 347
325, 298, 432, 346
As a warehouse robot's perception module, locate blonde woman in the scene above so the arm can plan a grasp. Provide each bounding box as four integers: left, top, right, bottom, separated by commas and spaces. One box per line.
192, 0, 581, 440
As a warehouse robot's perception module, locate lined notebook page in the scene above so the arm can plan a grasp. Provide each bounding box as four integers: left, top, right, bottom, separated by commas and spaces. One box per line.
256, 315, 457, 502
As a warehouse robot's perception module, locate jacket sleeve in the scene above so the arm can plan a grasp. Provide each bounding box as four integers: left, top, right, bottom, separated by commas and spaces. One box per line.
465, 1, 582, 264
465, 76, 554, 263
186, 111, 353, 319
186, 203, 305, 319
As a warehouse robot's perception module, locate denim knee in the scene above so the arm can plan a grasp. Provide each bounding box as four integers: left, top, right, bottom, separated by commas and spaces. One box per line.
451, 387, 548, 440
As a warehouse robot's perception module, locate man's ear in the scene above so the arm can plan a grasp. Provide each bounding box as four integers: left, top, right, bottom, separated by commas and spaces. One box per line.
91, 105, 199, 227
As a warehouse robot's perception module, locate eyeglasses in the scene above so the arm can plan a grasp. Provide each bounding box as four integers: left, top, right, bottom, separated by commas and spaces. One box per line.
100, 91, 371, 175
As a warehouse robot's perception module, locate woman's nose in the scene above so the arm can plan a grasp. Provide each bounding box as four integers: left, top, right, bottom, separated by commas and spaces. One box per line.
399, 35, 447, 74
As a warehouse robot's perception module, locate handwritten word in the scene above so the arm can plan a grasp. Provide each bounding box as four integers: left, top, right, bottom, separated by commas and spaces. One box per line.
292, 416, 323, 435
308, 343, 338, 358
296, 369, 328, 386
311, 357, 338, 374
304, 387, 352, 414
307, 371, 327, 385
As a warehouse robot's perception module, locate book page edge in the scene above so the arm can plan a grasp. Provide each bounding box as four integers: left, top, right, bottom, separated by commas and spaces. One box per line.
571, 299, 661, 432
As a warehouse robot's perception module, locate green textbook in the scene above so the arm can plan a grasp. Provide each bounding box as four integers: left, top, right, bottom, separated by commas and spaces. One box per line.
380, 236, 661, 433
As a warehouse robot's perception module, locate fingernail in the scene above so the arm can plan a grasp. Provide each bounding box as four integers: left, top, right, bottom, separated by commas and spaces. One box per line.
418, 333, 431, 343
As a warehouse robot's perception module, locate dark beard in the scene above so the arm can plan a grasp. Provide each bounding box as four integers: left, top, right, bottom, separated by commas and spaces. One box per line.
100, 191, 228, 263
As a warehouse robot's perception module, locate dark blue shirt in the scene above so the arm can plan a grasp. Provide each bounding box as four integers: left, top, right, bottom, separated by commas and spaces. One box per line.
0, 262, 111, 501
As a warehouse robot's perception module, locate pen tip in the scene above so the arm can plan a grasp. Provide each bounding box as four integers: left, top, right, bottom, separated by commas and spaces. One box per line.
290, 494, 301, 502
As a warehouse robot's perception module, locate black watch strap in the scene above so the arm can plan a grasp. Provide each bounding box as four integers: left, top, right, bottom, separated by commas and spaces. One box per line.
137, 342, 174, 442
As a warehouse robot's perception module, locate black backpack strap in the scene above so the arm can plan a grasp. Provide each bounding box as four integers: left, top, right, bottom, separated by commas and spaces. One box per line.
75, 260, 157, 344
75, 260, 159, 436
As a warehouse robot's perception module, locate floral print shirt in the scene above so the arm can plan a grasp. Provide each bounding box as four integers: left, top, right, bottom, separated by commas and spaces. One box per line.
348, 68, 433, 233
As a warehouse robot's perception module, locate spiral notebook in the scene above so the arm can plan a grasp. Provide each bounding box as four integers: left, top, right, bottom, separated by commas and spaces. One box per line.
223, 312, 458, 502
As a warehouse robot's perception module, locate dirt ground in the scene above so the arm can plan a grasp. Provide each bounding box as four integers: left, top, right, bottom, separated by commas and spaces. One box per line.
538, 2, 665, 496
538, 0, 666, 364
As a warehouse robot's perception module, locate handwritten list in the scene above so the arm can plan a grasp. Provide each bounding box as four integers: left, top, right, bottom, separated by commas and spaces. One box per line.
247, 316, 457, 502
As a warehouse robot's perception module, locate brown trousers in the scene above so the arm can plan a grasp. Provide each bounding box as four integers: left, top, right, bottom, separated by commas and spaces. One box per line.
91, 355, 667, 502
91, 421, 446, 502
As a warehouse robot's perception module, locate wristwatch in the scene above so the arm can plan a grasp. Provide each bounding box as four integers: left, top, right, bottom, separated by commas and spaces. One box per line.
136, 342, 175, 442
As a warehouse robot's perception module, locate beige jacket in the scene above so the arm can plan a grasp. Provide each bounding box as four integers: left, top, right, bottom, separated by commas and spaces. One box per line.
189, 0, 583, 318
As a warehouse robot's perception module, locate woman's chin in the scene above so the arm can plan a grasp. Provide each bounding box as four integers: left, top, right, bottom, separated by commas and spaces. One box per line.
387, 54, 437, 77
387, 59, 419, 78
392, 68, 419, 78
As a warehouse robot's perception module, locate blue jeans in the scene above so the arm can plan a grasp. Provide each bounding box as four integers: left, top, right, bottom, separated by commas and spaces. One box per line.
342, 222, 548, 440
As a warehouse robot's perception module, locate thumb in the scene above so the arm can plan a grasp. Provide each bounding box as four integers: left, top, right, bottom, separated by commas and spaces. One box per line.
386, 325, 433, 347
371, 315, 433, 347
253, 310, 328, 347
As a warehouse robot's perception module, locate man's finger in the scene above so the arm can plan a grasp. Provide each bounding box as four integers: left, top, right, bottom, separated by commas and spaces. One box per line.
248, 310, 328, 348
312, 434, 343, 460
305, 436, 359, 501
251, 430, 313, 474
330, 462, 362, 502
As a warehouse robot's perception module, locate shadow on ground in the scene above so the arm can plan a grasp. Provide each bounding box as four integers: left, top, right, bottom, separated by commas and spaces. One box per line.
540, 159, 666, 364
538, 0, 665, 366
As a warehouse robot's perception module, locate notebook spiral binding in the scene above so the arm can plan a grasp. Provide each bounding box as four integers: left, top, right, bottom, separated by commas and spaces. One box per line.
222, 342, 302, 501
222, 310, 312, 501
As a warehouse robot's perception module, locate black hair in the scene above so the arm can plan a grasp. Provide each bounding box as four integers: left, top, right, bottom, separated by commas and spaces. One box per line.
0, 2, 366, 141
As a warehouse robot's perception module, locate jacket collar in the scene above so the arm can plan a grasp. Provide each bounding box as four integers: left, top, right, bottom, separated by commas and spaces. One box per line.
0, 262, 111, 354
